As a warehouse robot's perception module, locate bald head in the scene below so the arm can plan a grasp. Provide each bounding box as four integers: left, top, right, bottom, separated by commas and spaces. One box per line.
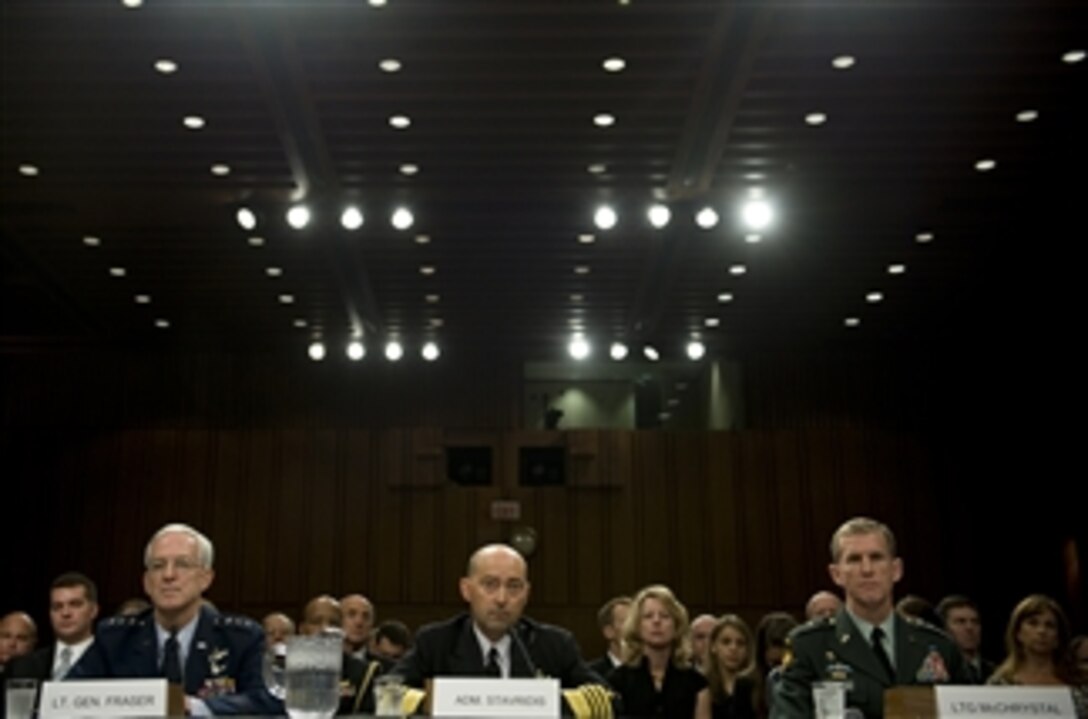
805, 591, 843, 621
263, 612, 296, 647
690, 613, 717, 670
340, 594, 374, 651
300, 595, 342, 636
460, 544, 531, 642
466, 543, 529, 578
0, 611, 37, 665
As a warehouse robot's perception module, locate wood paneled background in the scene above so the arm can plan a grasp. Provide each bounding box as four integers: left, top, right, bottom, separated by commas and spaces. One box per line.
2, 347, 1083, 655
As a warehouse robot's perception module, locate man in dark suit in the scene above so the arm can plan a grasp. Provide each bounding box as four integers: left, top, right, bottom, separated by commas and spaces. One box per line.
393, 543, 614, 717
773, 517, 967, 719
588, 596, 630, 679
69, 523, 280, 715
936, 594, 997, 684
8, 572, 99, 685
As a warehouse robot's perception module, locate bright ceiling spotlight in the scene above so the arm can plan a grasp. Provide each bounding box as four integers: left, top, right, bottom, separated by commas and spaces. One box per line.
686, 340, 706, 361
391, 207, 414, 230
346, 341, 365, 361
695, 206, 719, 229
643, 345, 660, 361
610, 342, 629, 361
594, 205, 618, 230
236, 207, 257, 230
341, 206, 364, 230
384, 340, 404, 361
308, 341, 326, 361
647, 204, 671, 229
568, 334, 591, 361
421, 341, 440, 361
741, 199, 773, 230
286, 205, 311, 230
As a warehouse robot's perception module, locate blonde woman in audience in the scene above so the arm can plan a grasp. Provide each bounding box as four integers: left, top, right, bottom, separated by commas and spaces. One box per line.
695, 614, 760, 719
608, 584, 707, 717
987, 594, 1087, 717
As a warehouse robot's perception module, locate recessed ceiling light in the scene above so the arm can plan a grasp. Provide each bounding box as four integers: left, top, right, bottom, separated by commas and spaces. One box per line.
587, 163, 607, 174
805, 112, 828, 126
729, 264, 747, 276
293, 318, 308, 328
1015, 110, 1039, 123
154, 318, 170, 329
247, 236, 265, 247
425, 294, 440, 303
430, 317, 444, 328
134, 294, 151, 304
647, 204, 671, 229
385, 341, 404, 362
741, 199, 773, 230
888, 264, 906, 274
578, 233, 596, 244
419, 265, 436, 275
308, 341, 326, 361
570, 294, 584, 302
831, 55, 856, 69
695, 207, 719, 229
415, 234, 431, 244
844, 317, 861, 327
379, 58, 402, 73
568, 334, 591, 361
602, 57, 626, 72
286, 205, 311, 229
610, 342, 628, 361
18, 164, 39, 176
121, 0, 143, 8
975, 158, 997, 172
399, 163, 419, 175
369, 0, 387, 6
593, 113, 616, 127
346, 341, 366, 361
866, 291, 883, 303
421, 342, 440, 362
594, 205, 617, 230
210, 164, 230, 176
109, 267, 126, 277
266, 267, 283, 277
1061, 49, 1086, 64
82, 236, 101, 247
341, 206, 364, 230
717, 292, 734, 303
236, 208, 257, 230
154, 59, 178, 74
686, 340, 706, 360
704, 317, 720, 327
391, 207, 414, 230
279, 294, 295, 304
745, 233, 762, 243
182, 115, 205, 130
643, 345, 660, 361
574, 265, 591, 275
915, 232, 934, 243
389, 115, 411, 129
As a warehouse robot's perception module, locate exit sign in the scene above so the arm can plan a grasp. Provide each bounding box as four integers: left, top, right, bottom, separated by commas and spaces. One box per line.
490, 500, 522, 521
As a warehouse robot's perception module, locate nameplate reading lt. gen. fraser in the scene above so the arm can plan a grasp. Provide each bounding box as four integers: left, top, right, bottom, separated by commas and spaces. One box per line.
934, 686, 1077, 719
40, 678, 169, 718
432, 677, 561, 718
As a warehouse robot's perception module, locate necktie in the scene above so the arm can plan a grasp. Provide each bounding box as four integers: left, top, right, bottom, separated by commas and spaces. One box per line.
485, 647, 502, 678
870, 627, 896, 682
54, 646, 72, 679
163, 632, 183, 684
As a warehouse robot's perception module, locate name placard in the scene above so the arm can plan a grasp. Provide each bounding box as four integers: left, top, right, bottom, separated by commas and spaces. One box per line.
40, 679, 169, 718
935, 685, 1077, 718
432, 677, 561, 718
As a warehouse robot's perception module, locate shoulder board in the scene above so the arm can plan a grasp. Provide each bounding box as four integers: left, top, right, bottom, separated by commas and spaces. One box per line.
215, 614, 261, 632
792, 615, 835, 637
101, 614, 147, 629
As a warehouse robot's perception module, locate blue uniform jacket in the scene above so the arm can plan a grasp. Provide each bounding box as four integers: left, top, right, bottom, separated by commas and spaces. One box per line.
69, 605, 281, 715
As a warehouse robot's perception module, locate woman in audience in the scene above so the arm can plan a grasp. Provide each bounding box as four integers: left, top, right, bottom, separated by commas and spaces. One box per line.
1072, 635, 1088, 679
753, 611, 798, 715
987, 594, 1087, 717
695, 614, 759, 719
608, 584, 707, 717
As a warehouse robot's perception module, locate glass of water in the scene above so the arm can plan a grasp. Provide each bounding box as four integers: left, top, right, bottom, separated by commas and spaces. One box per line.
5, 678, 38, 719
284, 634, 343, 719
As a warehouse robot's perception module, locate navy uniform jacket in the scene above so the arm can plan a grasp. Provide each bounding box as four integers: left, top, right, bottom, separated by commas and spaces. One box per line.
68, 605, 281, 715
772, 608, 967, 719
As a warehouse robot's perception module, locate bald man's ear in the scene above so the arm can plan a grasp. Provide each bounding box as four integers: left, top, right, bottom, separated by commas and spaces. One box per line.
459, 577, 472, 603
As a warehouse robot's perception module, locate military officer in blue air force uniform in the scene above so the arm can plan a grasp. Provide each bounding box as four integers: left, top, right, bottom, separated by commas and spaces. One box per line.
772, 517, 966, 719
69, 523, 280, 715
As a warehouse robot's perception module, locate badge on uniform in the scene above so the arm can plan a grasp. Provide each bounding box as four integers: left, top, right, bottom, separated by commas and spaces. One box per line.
825, 661, 854, 686
915, 648, 949, 683
208, 647, 229, 676
199, 676, 237, 698
339, 679, 355, 698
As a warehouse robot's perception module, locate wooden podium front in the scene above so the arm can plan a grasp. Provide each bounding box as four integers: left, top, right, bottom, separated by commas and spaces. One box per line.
885, 686, 936, 718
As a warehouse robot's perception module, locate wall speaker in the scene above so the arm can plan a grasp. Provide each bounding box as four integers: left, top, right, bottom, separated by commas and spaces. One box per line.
446, 446, 492, 486
519, 446, 566, 486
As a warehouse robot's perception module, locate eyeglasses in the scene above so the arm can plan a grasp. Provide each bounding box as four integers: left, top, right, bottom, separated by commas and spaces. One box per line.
147, 557, 203, 573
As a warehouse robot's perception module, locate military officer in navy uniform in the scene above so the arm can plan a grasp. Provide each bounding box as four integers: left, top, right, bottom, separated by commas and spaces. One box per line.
773, 517, 966, 719
69, 523, 280, 715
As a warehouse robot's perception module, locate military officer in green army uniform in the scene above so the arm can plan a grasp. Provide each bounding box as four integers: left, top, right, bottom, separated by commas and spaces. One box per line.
773, 517, 966, 719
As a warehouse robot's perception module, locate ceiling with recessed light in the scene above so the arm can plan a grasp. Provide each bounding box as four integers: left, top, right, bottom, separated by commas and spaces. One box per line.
2, 0, 1085, 361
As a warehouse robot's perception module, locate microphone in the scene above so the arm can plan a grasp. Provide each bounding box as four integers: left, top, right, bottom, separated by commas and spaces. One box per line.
510, 622, 539, 678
